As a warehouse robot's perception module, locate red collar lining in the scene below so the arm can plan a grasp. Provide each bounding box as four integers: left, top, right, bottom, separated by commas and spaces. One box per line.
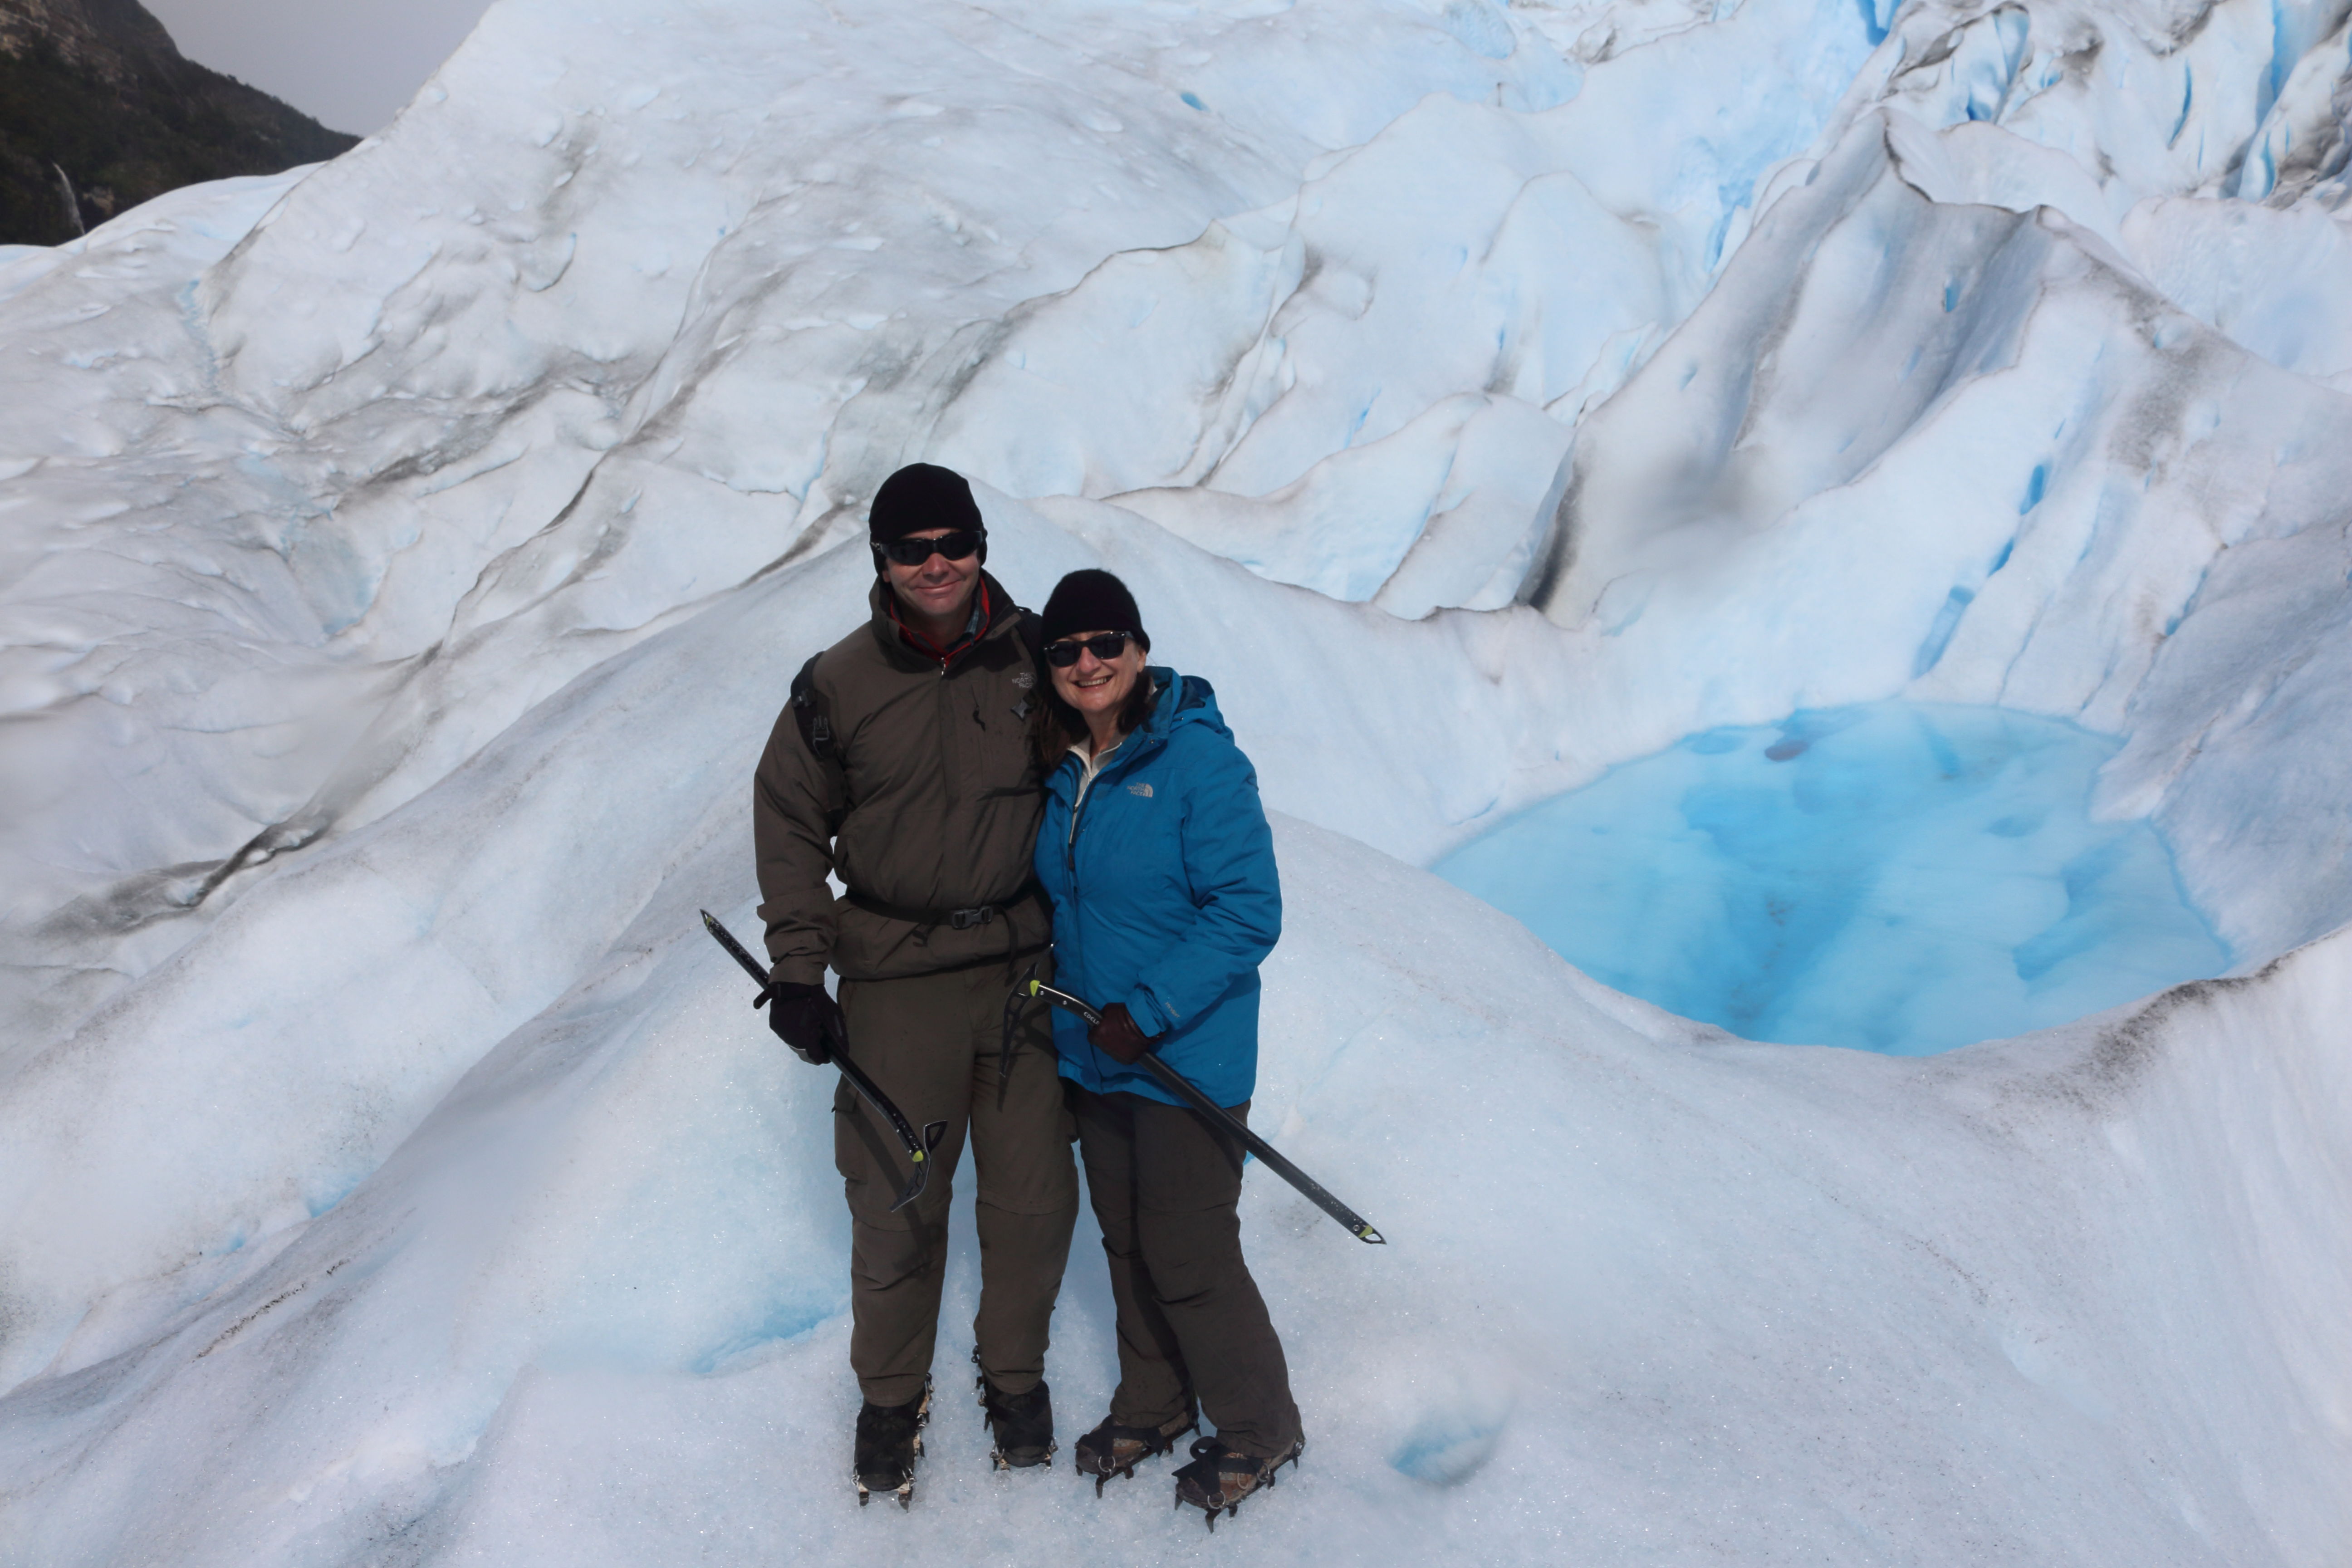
892, 579, 991, 668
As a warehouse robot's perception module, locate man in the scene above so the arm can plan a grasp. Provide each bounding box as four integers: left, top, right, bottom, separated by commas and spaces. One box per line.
753, 462, 1076, 1507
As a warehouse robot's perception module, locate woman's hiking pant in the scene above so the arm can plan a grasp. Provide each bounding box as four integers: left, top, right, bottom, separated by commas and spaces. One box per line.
835, 958, 1078, 1408
1069, 1084, 1303, 1460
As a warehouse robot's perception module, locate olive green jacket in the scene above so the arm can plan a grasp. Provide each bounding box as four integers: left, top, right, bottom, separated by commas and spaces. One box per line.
754, 571, 1048, 985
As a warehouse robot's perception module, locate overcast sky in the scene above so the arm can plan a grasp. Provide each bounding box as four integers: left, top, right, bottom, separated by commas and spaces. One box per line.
143, 0, 495, 134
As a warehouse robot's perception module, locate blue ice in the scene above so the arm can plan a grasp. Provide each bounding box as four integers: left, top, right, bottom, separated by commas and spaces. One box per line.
1434, 703, 2230, 1055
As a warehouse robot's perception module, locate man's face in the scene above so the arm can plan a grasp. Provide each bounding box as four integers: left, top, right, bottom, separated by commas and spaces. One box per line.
882, 527, 983, 626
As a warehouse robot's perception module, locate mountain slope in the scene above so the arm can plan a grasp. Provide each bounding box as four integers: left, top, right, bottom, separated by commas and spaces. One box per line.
0, 0, 354, 244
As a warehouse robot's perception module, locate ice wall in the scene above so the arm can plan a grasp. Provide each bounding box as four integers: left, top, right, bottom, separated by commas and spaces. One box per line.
9, 0, 2352, 1029
2, 0, 2349, 1561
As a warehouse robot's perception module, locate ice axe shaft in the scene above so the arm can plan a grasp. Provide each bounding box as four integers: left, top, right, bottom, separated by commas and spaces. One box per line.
1023, 979, 1385, 1245
701, 911, 946, 1212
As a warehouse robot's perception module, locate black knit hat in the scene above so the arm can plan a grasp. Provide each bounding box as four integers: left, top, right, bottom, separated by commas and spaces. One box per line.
869, 462, 984, 546
1041, 568, 1149, 650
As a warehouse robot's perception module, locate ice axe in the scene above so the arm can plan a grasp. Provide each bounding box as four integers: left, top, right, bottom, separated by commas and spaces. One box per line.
1016, 977, 1385, 1245
701, 910, 947, 1212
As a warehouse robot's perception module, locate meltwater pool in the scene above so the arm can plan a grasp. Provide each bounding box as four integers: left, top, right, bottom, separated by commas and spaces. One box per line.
1433, 703, 2230, 1055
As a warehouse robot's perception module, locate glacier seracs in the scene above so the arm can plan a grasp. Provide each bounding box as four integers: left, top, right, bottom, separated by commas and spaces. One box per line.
1, 0, 2349, 1562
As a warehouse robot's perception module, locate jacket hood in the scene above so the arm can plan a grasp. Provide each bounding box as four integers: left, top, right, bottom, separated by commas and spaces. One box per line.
1135, 668, 1229, 746
1043, 669, 1229, 798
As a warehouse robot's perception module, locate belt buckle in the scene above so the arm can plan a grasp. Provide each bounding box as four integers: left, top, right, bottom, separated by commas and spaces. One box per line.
949, 906, 992, 931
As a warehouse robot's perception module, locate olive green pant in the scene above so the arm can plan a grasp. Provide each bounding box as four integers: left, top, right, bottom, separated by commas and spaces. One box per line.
835, 959, 1078, 1407
1070, 1085, 1303, 1460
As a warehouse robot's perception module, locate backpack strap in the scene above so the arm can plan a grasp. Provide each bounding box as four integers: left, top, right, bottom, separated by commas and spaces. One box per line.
1007, 607, 1051, 721
789, 653, 850, 836
1016, 607, 1047, 681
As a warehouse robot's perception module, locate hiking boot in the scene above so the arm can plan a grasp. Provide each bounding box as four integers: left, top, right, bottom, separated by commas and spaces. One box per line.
1073, 1409, 1200, 1497
853, 1377, 932, 1508
973, 1352, 1056, 1469
1172, 1433, 1304, 1530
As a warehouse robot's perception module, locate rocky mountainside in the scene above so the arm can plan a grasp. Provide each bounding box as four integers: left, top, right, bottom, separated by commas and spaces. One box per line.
0, 0, 355, 244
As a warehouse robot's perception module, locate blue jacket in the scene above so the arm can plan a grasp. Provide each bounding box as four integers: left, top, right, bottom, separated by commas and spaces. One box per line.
1036, 670, 1281, 1108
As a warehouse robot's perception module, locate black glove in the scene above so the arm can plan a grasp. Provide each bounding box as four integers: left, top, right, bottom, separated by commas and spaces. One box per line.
767, 980, 846, 1066
1088, 1002, 1163, 1066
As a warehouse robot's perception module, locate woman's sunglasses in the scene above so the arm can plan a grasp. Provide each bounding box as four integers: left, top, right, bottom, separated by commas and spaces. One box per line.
1044, 632, 1135, 667
875, 529, 984, 566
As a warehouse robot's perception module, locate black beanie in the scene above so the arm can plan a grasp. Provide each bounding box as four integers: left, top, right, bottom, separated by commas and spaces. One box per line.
869, 463, 983, 545
1041, 569, 1149, 650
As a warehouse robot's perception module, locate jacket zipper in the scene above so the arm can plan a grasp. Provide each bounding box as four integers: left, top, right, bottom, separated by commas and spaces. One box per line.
1065, 735, 1130, 860
1059, 730, 1160, 1029
1063, 760, 1092, 927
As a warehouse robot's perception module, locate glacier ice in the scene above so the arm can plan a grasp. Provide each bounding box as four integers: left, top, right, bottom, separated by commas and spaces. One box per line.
1435, 701, 2232, 1054
2, 0, 2350, 1561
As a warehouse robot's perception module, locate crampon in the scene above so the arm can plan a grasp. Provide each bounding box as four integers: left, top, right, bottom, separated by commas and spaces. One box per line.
1073, 1410, 1200, 1497
853, 1377, 932, 1509
973, 1350, 1057, 1470
1172, 1433, 1303, 1530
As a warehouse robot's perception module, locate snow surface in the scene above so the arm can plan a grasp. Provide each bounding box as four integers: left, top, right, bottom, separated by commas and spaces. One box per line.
2, 0, 2350, 1561
1436, 701, 2232, 1055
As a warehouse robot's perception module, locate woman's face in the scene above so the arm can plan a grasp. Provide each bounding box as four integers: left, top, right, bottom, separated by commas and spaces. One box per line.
1049, 629, 1147, 728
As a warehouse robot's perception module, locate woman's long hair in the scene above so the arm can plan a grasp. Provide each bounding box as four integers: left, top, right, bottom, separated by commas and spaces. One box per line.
1031, 663, 1155, 775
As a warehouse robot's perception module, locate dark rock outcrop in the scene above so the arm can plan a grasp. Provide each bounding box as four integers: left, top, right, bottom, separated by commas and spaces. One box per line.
0, 0, 358, 245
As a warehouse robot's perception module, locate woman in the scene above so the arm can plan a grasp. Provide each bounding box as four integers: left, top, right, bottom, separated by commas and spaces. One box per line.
1029, 568, 1303, 1524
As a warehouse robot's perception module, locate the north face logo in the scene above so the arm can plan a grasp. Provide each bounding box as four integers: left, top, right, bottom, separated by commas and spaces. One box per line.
1128, 782, 1153, 798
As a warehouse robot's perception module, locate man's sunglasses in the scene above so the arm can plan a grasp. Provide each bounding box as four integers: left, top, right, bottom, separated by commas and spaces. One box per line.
874, 529, 984, 567
1044, 632, 1135, 667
